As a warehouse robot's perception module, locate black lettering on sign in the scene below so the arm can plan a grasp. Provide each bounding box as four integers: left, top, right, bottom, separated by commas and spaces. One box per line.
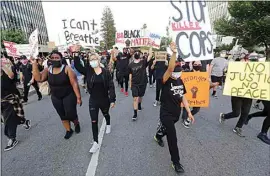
70, 19, 76, 29
124, 30, 129, 38
83, 21, 90, 31
62, 19, 67, 29
170, 0, 183, 22
231, 87, 268, 100
192, 1, 206, 23
244, 62, 265, 73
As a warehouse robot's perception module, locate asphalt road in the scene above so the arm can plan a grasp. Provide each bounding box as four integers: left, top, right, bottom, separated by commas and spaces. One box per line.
1, 86, 269, 176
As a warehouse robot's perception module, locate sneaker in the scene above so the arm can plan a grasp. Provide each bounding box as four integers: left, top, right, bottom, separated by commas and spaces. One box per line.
23, 120, 31, 130
4, 139, 18, 151
106, 125, 111, 134
75, 124, 81, 133
182, 119, 191, 129
150, 85, 153, 88
257, 132, 270, 145
132, 115, 137, 121
138, 105, 142, 111
38, 96, 42, 101
219, 113, 225, 124
124, 91, 128, 97
172, 162, 185, 173
154, 135, 164, 147
64, 129, 74, 139
214, 94, 218, 98
89, 142, 100, 153
120, 88, 124, 93
153, 84, 156, 88
233, 127, 245, 137
153, 101, 158, 107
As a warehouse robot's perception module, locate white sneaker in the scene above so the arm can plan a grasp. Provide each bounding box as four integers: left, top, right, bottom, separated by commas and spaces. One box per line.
89, 142, 100, 153
106, 125, 111, 134
153, 101, 158, 107
150, 85, 153, 88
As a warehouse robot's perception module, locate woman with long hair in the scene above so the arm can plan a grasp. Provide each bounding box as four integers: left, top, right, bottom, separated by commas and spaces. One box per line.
73, 48, 116, 154
31, 51, 82, 139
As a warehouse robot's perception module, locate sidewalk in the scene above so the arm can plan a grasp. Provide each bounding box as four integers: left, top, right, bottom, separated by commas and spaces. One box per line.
16, 83, 36, 96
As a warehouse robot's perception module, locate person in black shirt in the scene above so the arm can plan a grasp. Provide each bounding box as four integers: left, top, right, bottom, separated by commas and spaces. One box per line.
115, 48, 132, 96
73, 49, 116, 154
128, 48, 153, 121
148, 53, 156, 88
153, 42, 194, 174
31, 51, 82, 140
151, 56, 168, 107
1, 58, 31, 151
19, 55, 42, 103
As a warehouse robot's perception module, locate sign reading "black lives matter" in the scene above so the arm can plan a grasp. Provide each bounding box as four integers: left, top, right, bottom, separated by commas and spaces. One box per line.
62, 19, 100, 46
169, 1, 214, 61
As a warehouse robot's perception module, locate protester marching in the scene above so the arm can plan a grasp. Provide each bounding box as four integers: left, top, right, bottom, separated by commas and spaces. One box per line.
1, 1, 269, 176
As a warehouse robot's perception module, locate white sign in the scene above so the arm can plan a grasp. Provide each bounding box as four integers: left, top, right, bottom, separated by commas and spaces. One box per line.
169, 1, 214, 61
16, 44, 31, 58
115, 29, 161, 49
57, 45, 67, 54
29, 28, 39, 57
3, 41, 31, 58
62, 18, 100, 46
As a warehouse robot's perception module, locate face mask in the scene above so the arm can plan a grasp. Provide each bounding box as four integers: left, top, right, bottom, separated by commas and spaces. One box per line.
193, 65, 201, 71
90, 60, 99, 68
21, 60, 28, 65
171, 72, 181, 79
51, 60, 62, 68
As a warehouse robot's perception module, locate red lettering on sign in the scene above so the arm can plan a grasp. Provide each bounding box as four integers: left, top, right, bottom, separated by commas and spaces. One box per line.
171, 21, 201, 31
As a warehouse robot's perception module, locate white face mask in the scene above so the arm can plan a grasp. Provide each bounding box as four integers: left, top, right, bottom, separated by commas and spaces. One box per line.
171, 72, 182, 79
89, 60, 99, 68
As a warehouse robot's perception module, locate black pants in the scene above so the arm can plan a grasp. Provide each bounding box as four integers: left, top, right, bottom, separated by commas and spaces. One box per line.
149, 71, 156, 85
224, 97, 252, 128
89, 98, 110, 143
155, 79, 162, 101
156, 114, 180, 163
182, 107, 200, 121
119, 74, 129, 92
248, 101, 270, 134
51, 92, 78, 121
23, 81, 42, 102
1, 102, 21, 139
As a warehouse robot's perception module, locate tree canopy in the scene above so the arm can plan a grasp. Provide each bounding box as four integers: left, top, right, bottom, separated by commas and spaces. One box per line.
1, 29, 26, 44
100, 6, 116, 50
214, 2, 270, 49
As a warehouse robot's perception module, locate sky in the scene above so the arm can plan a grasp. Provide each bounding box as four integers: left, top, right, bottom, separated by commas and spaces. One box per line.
42, 2, 172, 46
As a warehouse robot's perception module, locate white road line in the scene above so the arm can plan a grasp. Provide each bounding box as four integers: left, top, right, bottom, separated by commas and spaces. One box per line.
86, 118, 106, 176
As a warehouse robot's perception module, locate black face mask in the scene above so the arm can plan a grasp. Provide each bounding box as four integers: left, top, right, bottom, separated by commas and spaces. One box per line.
51, 60, 62, 68
193, 65, 201, 71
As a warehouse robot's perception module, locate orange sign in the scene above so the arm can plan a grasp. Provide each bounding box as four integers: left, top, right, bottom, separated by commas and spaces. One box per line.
181, 72, 210, 107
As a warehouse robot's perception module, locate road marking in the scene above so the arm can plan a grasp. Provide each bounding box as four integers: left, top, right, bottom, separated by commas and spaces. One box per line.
86, 118, 106, 176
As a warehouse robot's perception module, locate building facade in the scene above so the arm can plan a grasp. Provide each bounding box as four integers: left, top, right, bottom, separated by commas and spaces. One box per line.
1, 1, 49, 45
207, 1, 230, 34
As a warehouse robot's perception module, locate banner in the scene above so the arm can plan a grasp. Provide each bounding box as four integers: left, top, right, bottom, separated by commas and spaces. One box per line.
16, 44, 31, 58
115, 29, 161, 49
181, 72, 210, 107
29, 28, 39, 57
62, 18, 100, 46
223, 62, 270, 101
3, 41, 19, 57
3, 41, 31, 58
169, 1, 214, 61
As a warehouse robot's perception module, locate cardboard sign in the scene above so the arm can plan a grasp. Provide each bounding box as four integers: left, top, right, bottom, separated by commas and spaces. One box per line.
47, 41, 56, 49
155, 51, 167, 61
223, 62, 270, 101
169, 1, 214, 61
181, 72, 210, 107
29, 28, 39, 57
16, 44, 32, 58
62, 18, 100, 46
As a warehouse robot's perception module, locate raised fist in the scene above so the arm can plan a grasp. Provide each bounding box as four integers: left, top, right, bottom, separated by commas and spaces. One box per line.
191, 86, 198, 99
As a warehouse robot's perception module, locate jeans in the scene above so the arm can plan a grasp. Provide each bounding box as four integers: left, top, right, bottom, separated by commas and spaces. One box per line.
224, 97, 252, 128
155, 79, 162, 101
89, 98, 110, 143
182, 107, 201, 121
148, 71, 156, 85
23, 80, 42, 102
156, 114, 180, 163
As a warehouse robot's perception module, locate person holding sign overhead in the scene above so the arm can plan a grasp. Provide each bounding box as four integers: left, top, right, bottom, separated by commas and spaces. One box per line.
154, 42, 194, 174
31, 51, 82, 140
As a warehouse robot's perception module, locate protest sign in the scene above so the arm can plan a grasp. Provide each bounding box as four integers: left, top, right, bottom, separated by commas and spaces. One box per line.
223, 62, 270, 101
115, 30, 161, 49
16, 44, 31, 58
155, 51, 167, 61
58, 45, 67, 54
3, 41, 31, 58
47, 41, 56, 49
62, 18, 100, 46
169, 1, 214, 61
29, 28, 39, 57
3, 41, 19, 57
181, 72, 210, 107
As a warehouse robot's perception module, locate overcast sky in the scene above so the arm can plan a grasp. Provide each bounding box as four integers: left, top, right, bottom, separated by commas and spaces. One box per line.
42, 2, 172, 46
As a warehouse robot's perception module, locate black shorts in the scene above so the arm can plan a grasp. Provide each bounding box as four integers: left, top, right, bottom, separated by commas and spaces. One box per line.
131, 84, 146, 97
211, 76, 223, 86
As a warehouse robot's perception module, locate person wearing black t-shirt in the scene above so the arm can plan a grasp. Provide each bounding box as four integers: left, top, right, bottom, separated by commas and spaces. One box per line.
153, 42, 194, 174
74, 50, 116, 154
128, 48, 153, 121
19, 56, 42, 103
115, 48, 132, 96
148, 53, 156, 88
1, 58, 31, 151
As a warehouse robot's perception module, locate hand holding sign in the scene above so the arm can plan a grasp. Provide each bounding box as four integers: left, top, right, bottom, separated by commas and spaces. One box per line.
170, 42, 177, 53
